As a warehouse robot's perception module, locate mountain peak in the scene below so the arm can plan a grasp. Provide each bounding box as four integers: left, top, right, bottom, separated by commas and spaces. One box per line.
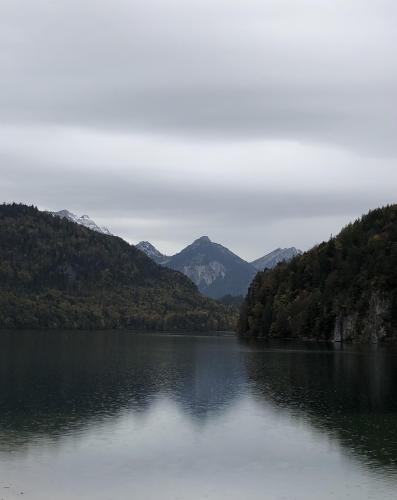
251, 247, 301, 271
56, 209, 77, 220
194, 236, 211, 244
137, 240, 155, 250
166, 236, 255, 299
136, 241, 168, 264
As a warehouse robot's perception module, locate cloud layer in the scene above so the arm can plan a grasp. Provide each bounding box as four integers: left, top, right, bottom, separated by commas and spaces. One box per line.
1, 0, 396, 258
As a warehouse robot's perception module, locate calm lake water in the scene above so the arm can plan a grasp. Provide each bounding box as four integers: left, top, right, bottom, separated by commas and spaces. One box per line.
1, 331, 397, 500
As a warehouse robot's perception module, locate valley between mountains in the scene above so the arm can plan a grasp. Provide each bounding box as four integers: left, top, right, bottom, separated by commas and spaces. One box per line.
2, 203, 396, 343
51, 209, 300, 300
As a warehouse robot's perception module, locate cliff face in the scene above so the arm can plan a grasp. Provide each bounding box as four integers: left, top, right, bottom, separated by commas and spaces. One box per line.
239, 205, 397, 343
333, 292, 392, 343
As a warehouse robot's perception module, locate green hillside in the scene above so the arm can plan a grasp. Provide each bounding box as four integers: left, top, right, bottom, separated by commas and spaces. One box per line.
0, 204, 236, 331
239, 205, 397, 342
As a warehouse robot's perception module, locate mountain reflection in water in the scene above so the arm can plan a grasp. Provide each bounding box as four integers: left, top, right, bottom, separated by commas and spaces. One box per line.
0, 331, 397, 500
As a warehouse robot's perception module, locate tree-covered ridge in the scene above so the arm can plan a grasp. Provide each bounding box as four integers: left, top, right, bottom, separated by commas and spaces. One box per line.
0, 204, 236, 331
239, 204, 397, 342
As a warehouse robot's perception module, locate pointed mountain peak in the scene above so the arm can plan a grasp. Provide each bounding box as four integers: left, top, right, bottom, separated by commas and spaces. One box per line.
56, 209, 77, 220
137, 240, 156, 249
136, 241, 168, 264
137, 241, 161, 254
193, 235, 211, 244
166, 235, 255, 299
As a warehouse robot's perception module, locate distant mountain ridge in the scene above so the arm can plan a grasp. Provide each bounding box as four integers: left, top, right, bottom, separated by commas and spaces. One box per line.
137, 237, 300, 299
51, 209, 112, 236
51, 208, 300, 299
251, 247, 301, 271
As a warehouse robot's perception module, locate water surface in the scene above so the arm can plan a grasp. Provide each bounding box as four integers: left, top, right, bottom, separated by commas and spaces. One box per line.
1, 331, 397, 499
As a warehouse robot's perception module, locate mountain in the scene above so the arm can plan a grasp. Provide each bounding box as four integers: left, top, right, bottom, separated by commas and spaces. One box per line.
0, 204, 236, 331
239, 205, 397, 343
137, 238, 302, 299
136, 241, 168, 265
164, 236, 256, 299
51, 209, 112, 235
251, 247, 301, 271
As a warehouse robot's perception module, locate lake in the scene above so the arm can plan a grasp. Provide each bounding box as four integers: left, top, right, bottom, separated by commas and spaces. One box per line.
1, 331, 397, 499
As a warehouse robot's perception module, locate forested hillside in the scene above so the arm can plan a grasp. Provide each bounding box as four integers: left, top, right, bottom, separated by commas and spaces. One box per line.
239, 205, 397, 342
0, 204, 235, 331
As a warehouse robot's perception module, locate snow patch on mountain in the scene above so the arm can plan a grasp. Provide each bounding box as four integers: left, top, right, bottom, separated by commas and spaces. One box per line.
51, 210, 112, 235
136, 241, 169, 264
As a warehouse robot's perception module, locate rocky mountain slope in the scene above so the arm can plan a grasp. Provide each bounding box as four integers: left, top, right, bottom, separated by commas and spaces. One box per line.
239, 205, 397, 343
164, 236, 256, 299
0, 204, 235, 331
138, 239, 300, 299
251, 247, 301, 271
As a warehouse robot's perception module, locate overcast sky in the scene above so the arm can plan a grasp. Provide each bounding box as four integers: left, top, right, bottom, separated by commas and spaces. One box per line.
1, 0, 396, 259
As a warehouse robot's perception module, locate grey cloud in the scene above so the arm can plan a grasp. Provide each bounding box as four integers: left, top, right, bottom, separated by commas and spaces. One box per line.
0, 0, 396, 153
0, 0, 396, 257
2, 146, 395, 259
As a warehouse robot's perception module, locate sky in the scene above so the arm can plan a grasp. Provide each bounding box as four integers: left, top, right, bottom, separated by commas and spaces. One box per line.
1, 0, 396, 260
